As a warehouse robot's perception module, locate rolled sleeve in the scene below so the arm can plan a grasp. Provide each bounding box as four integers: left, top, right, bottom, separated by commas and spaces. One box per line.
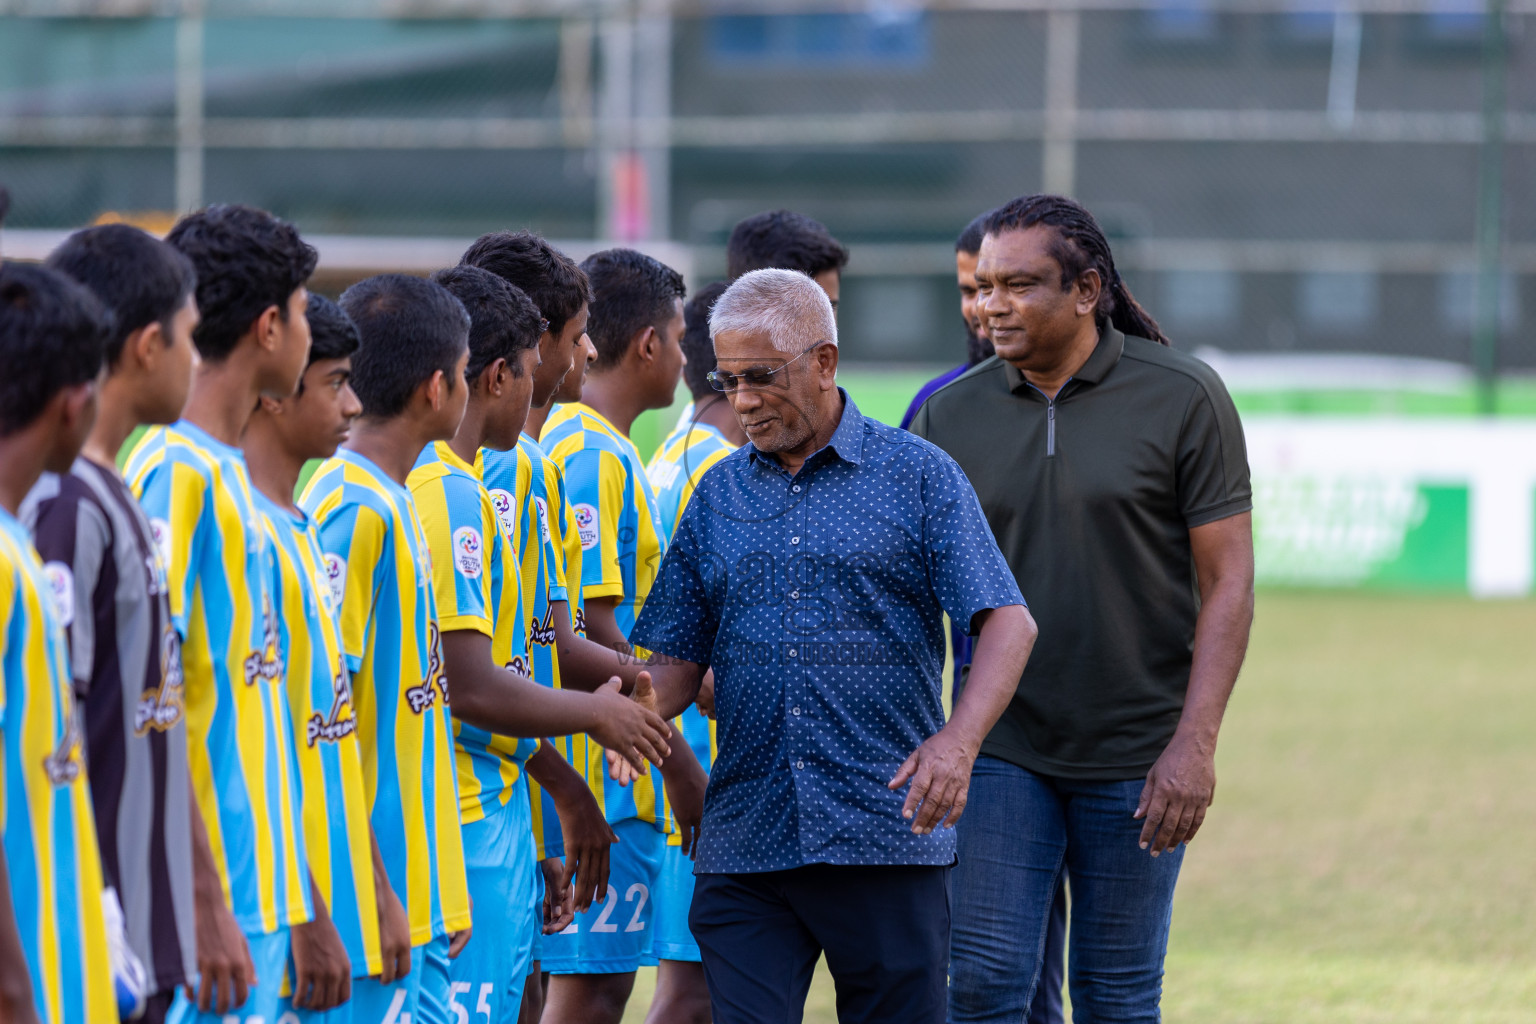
920, 450, 1026, 634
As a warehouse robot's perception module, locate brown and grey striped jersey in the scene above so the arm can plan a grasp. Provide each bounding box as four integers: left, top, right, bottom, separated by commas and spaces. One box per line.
22, 458, 196, 995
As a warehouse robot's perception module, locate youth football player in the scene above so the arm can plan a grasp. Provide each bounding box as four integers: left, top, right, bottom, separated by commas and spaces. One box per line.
415, 265, 679, 1024
463, 232, 665, 1024
298, 274, 474, 1024
302, 274, 669, 1024
0, 260, 116, 1024
462, 232, 638, 920
24, 224, 203, 1024
538, 248, 708, 1024
125, 205, 316, 1024
639, 280, 743, 1024
243, 293, 416, 1020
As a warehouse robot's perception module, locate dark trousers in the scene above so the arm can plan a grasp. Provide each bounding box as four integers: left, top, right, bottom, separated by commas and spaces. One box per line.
690, 863, 951, 1024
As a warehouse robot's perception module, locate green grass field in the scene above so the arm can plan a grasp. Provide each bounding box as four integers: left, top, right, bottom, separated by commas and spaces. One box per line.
621, 590, 1536, 1022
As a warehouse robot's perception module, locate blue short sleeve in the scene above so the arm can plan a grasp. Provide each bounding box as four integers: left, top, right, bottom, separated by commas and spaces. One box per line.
628, 514, 718, 667
920, 449, 1026, 634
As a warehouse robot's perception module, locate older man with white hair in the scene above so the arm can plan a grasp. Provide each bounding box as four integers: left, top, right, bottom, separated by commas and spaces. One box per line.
628, 269, 1039, 1024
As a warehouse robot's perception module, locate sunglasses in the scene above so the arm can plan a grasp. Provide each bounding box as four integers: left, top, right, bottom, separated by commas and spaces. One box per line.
707, 341, 829, 392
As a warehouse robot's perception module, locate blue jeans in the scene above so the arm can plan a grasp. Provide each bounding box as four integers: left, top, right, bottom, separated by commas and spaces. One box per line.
949, 757, 1184, 1024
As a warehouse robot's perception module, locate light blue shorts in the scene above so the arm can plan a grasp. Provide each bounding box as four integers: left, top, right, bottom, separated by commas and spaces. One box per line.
450, 790, 540, 1024
168, 928, 290, 1024
649, 841, 701, 963
414, 935, 452, 1024
345, 946, 424, 1024
540, 819, 665, 975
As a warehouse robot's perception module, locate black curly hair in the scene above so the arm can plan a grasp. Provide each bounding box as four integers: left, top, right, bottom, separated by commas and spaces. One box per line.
167, 204, 318, 362
0, 261, 113, 435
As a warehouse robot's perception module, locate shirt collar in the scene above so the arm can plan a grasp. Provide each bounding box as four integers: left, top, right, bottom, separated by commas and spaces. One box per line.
1004, 328, 1126, 393
746, 387, 865, 469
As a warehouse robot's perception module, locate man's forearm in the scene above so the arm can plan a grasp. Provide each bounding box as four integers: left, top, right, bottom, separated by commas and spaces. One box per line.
524, 739, 588, 802
646, 660, 706, 720
945, 605, 1037, 749
188, 778, 226, 906
444, 631, 610, 738
550, 601, 641, 694
1175, 578, 1253, 749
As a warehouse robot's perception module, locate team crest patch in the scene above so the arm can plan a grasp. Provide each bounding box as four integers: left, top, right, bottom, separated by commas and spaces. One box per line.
574, 503, 600, 551
453, 526, 484, 579
489, 489, 517, 543
324, 554, 347, 611
149, 517, 172, 568
42, 562, 74, 627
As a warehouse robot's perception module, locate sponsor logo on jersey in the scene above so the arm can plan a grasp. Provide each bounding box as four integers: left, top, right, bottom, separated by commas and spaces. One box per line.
533, 497, 551, 544
574, 503, 600, 551
42, 699, 84, 786
243, 596, 284, 687
529, 607, 557, 647
308, 655, 358, 746
135, 626, 185, 735
489, 489, 518, 544
407, 622, 450, 714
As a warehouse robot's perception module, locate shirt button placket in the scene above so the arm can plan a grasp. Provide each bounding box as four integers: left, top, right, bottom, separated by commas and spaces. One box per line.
790, 470, 817, 857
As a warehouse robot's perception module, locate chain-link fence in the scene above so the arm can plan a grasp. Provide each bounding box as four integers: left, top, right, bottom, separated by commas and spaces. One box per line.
1, 1, 1531, 374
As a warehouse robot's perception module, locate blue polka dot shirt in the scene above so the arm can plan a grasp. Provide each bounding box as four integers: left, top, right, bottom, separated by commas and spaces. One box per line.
630, 391, 1027, 874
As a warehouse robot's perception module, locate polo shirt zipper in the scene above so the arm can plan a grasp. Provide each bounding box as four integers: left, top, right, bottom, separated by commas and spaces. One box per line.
1047, 401, 1056, 457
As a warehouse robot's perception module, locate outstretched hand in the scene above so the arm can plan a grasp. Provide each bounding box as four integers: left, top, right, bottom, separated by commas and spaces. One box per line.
607, 671, 662, 785
589, 676, 670, 775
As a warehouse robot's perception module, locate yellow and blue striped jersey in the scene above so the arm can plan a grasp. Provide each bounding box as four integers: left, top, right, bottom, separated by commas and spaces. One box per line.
299, 449, 471, 947
256, 494, 381, 977
646, 417, 736, 780
480, 435, 570, 858
408, 442, 538, 825
540, 406, 669, 829
124, 421, 310, 936
648, 417, 737, 548
0, 509, 114, 1024
542, 403, 667, 639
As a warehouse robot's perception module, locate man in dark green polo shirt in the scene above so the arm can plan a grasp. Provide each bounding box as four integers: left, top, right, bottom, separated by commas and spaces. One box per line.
911, 194, 1255, 1024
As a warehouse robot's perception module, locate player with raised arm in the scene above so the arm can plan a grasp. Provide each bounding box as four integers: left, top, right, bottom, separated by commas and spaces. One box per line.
462, 231, 681, 1024
406, 265, 672, 1024
124, 205, 316, 1024
537, 248, 709, 1024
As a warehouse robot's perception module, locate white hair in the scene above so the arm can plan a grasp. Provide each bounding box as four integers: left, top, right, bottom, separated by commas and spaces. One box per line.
709, 268, 838, 354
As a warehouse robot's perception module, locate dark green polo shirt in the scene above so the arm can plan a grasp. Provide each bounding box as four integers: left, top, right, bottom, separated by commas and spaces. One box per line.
911, 329, 1251, 781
